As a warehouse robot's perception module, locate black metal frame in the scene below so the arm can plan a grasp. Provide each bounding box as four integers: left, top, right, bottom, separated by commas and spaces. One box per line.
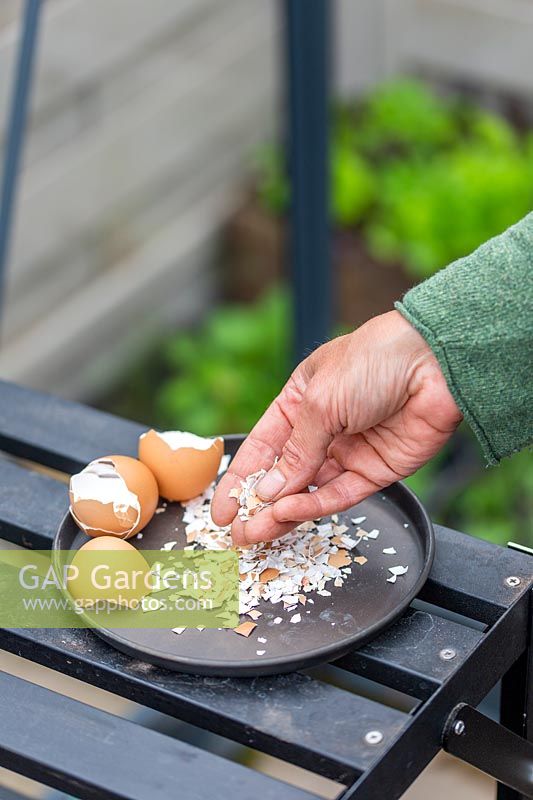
1, 1, 533, 797
0, 379, 532, 798
444, 703, 533, 798
0, 0, 42, 320
285, 0, 332, 363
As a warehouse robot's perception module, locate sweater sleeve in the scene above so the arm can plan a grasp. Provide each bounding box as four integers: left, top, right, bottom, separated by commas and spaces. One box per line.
395, 212, 533, 465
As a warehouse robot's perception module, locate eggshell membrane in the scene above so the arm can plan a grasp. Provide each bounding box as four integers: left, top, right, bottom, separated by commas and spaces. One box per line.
69, 455, 159, 539
68, 536, 150, 609
139, 430, 224, 501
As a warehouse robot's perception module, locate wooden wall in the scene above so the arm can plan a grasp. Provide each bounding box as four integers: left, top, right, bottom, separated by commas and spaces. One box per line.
0, 0, 278, 398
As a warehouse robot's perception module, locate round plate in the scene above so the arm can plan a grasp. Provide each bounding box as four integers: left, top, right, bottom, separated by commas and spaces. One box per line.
54, 435, 434, 677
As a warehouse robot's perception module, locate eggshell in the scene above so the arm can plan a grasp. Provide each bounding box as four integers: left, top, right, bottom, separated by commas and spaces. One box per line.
69, 455, 159, 539
68, 536, 150, 609
139, 430, 224, 501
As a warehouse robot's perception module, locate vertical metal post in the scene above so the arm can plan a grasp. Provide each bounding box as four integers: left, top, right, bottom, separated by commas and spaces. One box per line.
0, 0, 43, 324
284, 0, 331, 364
497, 587, 533, 800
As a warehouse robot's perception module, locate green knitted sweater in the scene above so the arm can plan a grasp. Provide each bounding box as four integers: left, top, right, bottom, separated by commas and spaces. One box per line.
396, 212, 533, 465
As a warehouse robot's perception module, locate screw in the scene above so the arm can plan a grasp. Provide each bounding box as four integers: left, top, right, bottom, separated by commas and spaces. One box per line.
453, 720, 465, 736
439, 648, 456, 661
364, 730, 383, 745
505, 576, 521, 587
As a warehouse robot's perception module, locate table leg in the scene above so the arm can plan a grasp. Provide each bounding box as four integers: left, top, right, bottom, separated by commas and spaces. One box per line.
497, 589, 532, 800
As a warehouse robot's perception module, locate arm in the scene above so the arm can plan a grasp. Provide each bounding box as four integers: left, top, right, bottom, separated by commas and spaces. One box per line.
396, 211, 533, 464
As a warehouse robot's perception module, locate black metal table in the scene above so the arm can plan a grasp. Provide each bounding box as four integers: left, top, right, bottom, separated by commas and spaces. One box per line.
0, 379, 531, 800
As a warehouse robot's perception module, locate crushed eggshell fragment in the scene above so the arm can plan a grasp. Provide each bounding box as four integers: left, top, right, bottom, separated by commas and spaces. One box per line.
389, 565, 409, 576
383, 547, 397, 555
180, 477, 395, 628
259, 567, 280, 583
328, 550, 351, 568
218, 454, 231, 475
230, 467, 277, 521
353, 556, 368, 565
234, 621, 257, 637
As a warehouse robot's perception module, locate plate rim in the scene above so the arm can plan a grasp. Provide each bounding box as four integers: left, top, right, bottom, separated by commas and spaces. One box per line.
53, 474, 435, 677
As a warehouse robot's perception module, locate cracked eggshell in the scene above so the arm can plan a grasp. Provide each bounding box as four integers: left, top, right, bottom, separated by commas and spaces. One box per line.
138, 430, 224, 501
69, 455, 159, 539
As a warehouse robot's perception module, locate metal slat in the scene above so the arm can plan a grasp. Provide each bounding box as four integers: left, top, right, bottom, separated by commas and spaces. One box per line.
0, 669, 319, 800
420, 526, 533, 624
0, 627, 407, 784
336, 607, 483, 700
0, 380, 145, 472
341, 587, 531, 800
0, 457, 67, 547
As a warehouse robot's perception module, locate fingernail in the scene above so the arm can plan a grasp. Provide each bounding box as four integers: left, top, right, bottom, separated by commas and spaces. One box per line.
256, 467, 286, 500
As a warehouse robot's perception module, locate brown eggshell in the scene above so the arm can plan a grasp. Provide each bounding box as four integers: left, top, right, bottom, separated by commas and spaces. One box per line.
68, 536, 150, 609
138, 430, 224, 501
69, 455, 159, 539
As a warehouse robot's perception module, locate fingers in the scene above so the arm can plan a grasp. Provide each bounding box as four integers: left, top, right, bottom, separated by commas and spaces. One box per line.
272, 469, 381, 528
230, 508, 296, 547
211, 396, 294, 526
254, 383, 337, 503
236, 470, 380, 545
236, 435, 400, 544
230, 456, 344, 545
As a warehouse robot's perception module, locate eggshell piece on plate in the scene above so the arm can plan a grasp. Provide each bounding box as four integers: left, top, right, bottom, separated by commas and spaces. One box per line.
138, 430, 224, 501
69, 455, 159, 539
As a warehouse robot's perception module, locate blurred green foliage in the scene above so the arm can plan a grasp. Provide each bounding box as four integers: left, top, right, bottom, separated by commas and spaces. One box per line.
448, 449, 533, 546
156, 288, 290, 436
256, 78, 533, 279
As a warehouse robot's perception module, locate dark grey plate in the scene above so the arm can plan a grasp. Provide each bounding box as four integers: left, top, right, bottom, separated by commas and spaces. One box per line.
54, 435, 434, 677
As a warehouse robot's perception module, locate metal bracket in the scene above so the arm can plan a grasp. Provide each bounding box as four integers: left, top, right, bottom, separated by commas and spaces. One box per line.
443, 703, 533, 798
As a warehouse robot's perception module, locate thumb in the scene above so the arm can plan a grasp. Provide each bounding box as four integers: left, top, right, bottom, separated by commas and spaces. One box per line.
254, 388, 335, 502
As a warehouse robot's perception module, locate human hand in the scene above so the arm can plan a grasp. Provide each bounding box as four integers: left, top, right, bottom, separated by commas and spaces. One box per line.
212, 310, 462, 546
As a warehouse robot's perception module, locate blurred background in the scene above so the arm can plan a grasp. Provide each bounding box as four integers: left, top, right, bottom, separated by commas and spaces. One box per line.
2, 0, 529, 549
1, 3, 532, 798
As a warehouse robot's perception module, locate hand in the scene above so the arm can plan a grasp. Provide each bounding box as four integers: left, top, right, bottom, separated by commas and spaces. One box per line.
212, 310, 462, 546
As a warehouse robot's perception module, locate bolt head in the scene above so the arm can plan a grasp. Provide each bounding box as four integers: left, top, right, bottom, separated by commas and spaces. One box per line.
364, 730, 383, 745
439, 648, 456, 661
505, 576, 521, 588
453, 720, 465, 736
